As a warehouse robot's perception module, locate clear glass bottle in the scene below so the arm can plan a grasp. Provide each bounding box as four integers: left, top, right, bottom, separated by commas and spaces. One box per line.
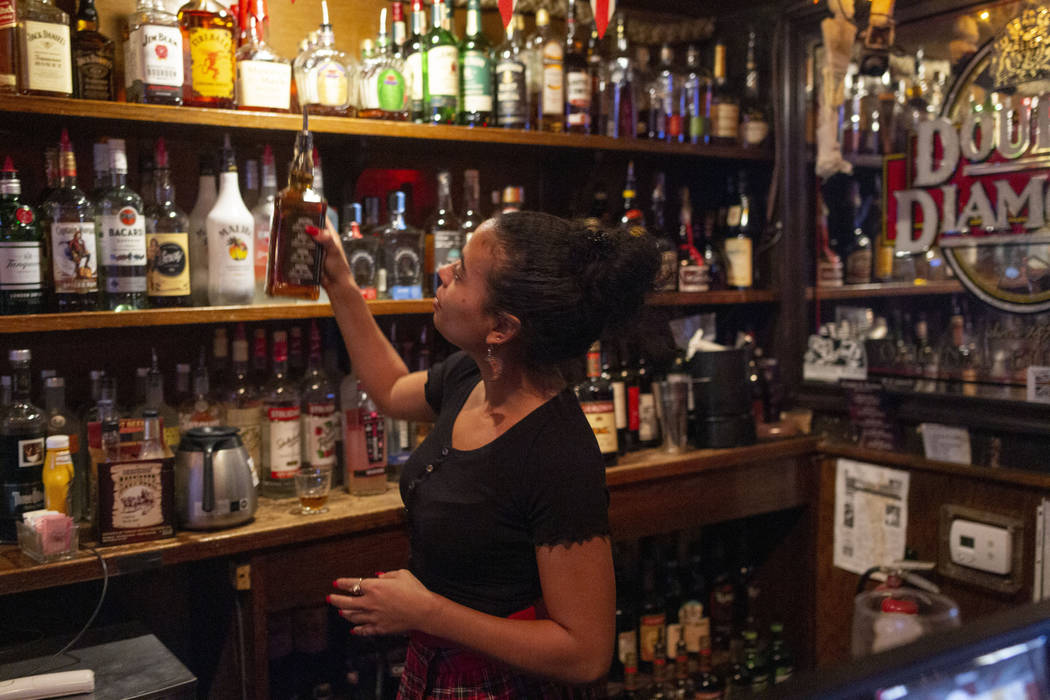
261, 330, 301, 498
709, 38, 739, 146
534, 7, 563, 132
404, 0, 426, 122
98, 138, 148, 311
342, 206, 380, 300
143, 348, 180, 452
251, 327, 268, 392
17, 0, 73, 96
0, 0, 16, 93
359, 7, 410, 121
0, 349, 46, 542
241, 159, 259, 212
139, 408, 172, 460
252, 144, 277, 302
72, 0, 115, 100
265, 112, 327, 301
301, 321, 337, 471
723, 170, 754, 290
648, 44, 683, 143
460, 168, 482, 245
426, 170, 461, 296
43, 133, 99, 311
211, 325, 229, 392
739, 27, 769, 149
650, 172, 677, 292
235, 0, 292, 112
458, 0, 491, 127
177, 0, 235, 108
564, 0, 590, 134
293, 0, 355, 117
123, 0, 183, 104
380, 190, 423, 300
146, 137, 191, 307
188, 152, 216, 306
0, 157, 46, 315
178, 348, 223, 430
494, 15, 528, 129
683, 45, 710, 145
586, 24, 608, 136
606, 13, 636, 139
206, 135, 254, 306
423, 0, 458, 124
341, 371, 387, 496
391, 0, 407, 57
223, 325, 262, 484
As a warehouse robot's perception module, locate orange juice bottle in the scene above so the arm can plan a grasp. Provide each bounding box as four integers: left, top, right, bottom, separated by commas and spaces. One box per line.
43, 435, 75, 515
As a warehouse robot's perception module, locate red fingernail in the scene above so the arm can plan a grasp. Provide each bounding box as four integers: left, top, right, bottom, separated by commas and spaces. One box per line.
375, 571, 385, 577
332, 580, 340, 588
349, 628, 357, 635
306, 225, 320, 236
326, 594, 331, 604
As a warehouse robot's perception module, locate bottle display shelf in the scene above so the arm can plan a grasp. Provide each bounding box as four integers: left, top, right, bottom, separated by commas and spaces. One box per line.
806, 280, 963, 300
0, 95, 773, 161
0, 299, 435, 333
649, 289, 778, 306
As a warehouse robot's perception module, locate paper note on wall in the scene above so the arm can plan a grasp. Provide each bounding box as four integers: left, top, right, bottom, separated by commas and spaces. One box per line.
834, 459, 910, 576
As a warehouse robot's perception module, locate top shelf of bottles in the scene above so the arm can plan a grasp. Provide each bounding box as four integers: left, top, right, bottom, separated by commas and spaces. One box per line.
0, 96, 772, 161
806, 280, 963, 301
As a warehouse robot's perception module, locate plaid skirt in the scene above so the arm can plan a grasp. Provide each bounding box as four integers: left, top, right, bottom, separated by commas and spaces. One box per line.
396, 629, 606, 700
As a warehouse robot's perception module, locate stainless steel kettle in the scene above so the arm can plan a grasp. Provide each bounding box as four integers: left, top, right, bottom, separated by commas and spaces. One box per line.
176, 427, 258, 530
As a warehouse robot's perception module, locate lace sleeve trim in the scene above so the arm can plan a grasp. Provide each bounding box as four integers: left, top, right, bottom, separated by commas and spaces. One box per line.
533, 528, 612, 550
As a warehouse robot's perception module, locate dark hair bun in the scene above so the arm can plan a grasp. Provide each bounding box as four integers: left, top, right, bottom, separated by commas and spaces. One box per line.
488, 211, 660, 366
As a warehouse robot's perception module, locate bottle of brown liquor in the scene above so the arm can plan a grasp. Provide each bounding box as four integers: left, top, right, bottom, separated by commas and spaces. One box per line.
178, 0, 235, 108
72, 0, 115, 100
265, 109, 327, 301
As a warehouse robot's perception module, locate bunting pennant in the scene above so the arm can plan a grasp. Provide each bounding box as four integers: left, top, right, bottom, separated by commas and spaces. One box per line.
590, 0, 615, 38
498, 0, 515, 28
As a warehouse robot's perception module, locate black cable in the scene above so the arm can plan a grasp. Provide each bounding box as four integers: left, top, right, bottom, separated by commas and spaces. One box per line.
7, 546, 109, 680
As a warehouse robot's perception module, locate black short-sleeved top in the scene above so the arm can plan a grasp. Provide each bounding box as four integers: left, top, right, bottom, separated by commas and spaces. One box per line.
400, 351, 610, 618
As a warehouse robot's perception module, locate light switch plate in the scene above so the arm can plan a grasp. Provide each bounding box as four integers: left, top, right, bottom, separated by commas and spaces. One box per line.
939, 505, 1024, 594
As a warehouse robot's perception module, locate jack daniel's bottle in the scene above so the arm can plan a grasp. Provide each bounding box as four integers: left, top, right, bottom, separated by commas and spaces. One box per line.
265, 109, 328, 301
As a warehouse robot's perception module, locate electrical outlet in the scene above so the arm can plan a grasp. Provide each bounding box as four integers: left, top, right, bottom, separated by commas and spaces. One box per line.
231, 563, 251, 591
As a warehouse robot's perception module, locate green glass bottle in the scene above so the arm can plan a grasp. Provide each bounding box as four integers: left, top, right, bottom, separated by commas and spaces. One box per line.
0, 158, 46, 314
404, 0, 427, 122
423, 0, 458, 124
458, 0, 491, 126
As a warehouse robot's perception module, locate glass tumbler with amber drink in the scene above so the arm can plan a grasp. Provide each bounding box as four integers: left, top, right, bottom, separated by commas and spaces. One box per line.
294, 465, 331, 514
265, 108, 327, 300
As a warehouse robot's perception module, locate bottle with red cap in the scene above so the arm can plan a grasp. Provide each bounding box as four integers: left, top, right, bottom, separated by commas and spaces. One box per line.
261, 330, 302, 497
145, 138, 191, 308
0, 156, 46, 314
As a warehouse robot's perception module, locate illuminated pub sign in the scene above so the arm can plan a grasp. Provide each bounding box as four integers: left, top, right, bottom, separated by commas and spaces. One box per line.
886, 3, 1050, 313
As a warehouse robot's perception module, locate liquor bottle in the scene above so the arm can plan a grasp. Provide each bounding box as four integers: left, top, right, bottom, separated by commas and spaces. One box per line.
914, 313, 939, 385
301, 321, 337, 471
650, 172, 677, 292
494, 15, 528, 129
458, 0, 491, 127
178, 348, 223, 430
636, 353, 658, 447
723, 171, 754, 290
739, 27, 769, 148
607, 13, 636, 139
188, 153, 216, 306
43, 146, 61, 202
699, 207, 726, 291
683, 45, 711, 145
359, 8, 410, 121
235, 0, 292, 112
0, 158, 46, 315
178, 0, 235, 108
311, 146, 338, 235
0, 349, 46, 542
380, 191, 423, 300
252, 145, 276, 302
72, 0, 115, 100
674, 636, 691, 697
404, 0, 426, 122
769, 622, 794, 684
743, 629, 770, 693
533, 8, 564, 133
694, 647, 725, 700
43, 376, 85, 520
172, 362, 191, 408
608, 345, 628, 455
288, 325, 305, 381
460, 169, 482, 245
43, 131, 99, 312
17, 0, 72, 96
143, 348, 180, 452
391, 0, 407, 57
0, 0, 15, 93
123, 0, 183, 104
649, 631, 671, 699
708, 543, 736, 669
342, 208, 380, 300
618, 161, 645, 236
206, 135, 254, 305
145, 138, 191, 308
139, 408, 172, 460
261, 330, 301, 498
586, 24, 607, 136
709, 39, 740, 146
292, 0, 355, 117
501, 185, 524, 213
426, 170, 461, 296
648, 44, 682, 143
138, 149, 155, 210
619, 652, 641, 700
265, 112, 327, 301
576, 341, 618, 466
637, 554, 665, 672
843, 180, 872, 285
681, 548, 711, 657
98, 139, 148, 311
242, 159, 259, 214
212, 325, 230, 392
423, 0, 458, 124
223, 326, 262, 481
341, 371, 387, 496
564, 0, 590, 134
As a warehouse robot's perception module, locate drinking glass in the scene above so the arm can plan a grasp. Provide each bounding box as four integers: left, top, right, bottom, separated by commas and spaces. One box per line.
655, 379, 689, 454
294, 466, 331, 515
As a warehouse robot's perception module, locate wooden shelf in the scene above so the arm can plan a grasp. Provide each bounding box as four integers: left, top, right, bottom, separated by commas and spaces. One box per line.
0, 436, 817, 594
648, 289, 778, 305
0, 299, 434, 333
807, 280, 963, 300
0, 95, 771, 160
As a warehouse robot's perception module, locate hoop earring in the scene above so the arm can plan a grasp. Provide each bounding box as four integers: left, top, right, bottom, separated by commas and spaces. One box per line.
486, 344, 504, 381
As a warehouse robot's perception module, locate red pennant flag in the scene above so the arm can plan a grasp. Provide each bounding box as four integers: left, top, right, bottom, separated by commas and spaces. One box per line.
591, 0, 615, 38
498, 0, 515, 29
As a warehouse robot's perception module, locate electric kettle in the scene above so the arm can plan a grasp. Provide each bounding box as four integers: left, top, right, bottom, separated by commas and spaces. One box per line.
176, 427, 258, 530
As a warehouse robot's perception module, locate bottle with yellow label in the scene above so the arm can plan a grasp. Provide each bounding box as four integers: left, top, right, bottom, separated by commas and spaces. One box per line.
575, 341, 618, 466
43, 434, 74, 515
178, 0, 235, 108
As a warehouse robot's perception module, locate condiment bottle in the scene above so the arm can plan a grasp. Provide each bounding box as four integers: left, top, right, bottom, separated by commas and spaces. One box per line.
43, 434, 75, 515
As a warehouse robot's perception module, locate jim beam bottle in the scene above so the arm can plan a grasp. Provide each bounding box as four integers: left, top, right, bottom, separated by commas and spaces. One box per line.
576, 341, 618, 466
265, 109, 328, 301
123, 0, 183, 104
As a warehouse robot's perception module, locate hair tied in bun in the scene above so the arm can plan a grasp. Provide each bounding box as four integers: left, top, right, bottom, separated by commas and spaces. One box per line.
586, 227, 614, 259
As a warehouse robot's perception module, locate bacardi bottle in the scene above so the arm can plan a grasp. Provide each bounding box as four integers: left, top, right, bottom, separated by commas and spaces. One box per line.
145, 138, 191, 307
265, 110, 327, 301
261, 330, 301, 498
206, 135, 254, 305
0, 158, 46, 315
98, 138, 148, 311
0, 349, 45, 542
